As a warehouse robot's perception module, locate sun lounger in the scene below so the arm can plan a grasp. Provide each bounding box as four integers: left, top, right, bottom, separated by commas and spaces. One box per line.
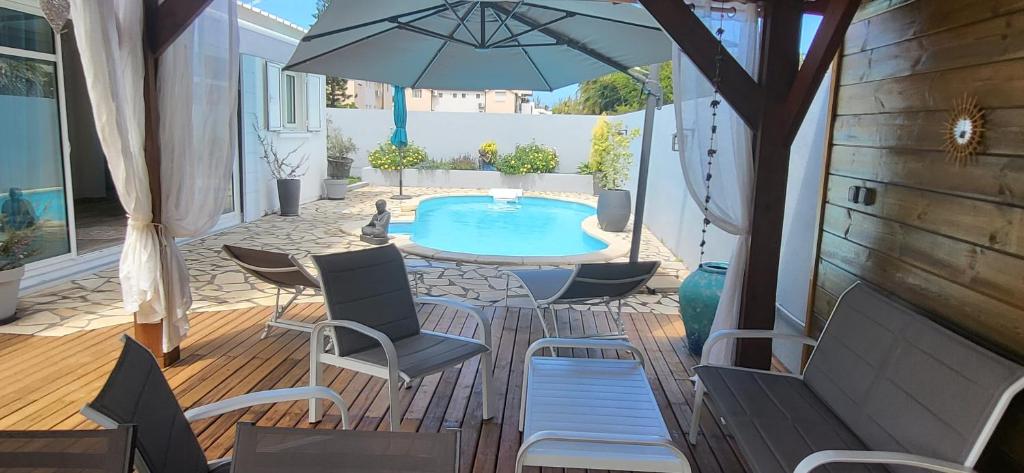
222, 245, 321, 338
516, 338, 690, 473
505, 261, 660, 340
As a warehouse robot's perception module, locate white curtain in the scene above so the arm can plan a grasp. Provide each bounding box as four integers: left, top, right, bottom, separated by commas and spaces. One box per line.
157, 0, 239, 350
672, 2, 761, 364
70, 0, 239, 351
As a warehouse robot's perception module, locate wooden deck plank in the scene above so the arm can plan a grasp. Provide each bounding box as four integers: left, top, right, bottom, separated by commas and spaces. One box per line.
0, 304, 745, 473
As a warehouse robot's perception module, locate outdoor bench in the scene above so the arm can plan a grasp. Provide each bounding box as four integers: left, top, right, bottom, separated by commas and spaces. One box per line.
516, 338, 691, 473
690, 281, 1024, 473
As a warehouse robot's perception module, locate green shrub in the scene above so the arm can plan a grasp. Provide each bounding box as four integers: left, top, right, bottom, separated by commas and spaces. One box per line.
478, 140, 498, 164
416, 158, 452, 170
587, 116, 639, 189
368, 141, 427, 171
450, 154, 479, 170
495, 142, 558, 175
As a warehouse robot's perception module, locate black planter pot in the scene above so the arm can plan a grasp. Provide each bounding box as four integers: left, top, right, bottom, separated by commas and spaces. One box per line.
597, 189, 631, 232
277, 178, 301, 216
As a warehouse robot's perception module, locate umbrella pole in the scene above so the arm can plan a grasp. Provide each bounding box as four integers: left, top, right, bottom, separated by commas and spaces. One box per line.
629, 63, 661, 263
393, 147, 412, 200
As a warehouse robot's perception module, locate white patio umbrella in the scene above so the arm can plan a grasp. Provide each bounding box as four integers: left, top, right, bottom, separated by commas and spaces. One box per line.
286, 0, 670, 91
287, 0, 672, 261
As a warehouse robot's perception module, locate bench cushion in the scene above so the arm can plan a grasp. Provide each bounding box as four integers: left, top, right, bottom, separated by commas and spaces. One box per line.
523, 357, 684, 472
803, 283, 1024, 470
695, 365, 887, 473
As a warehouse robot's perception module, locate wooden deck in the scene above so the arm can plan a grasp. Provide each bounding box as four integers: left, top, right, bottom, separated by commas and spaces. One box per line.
0, 303, 747, 473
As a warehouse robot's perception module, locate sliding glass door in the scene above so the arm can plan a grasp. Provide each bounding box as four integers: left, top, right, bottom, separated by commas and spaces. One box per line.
0, 6, 71, 265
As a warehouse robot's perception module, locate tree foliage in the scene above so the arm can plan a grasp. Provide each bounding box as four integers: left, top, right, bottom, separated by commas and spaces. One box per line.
552, 62, 673, 115
314, 0, 351, 108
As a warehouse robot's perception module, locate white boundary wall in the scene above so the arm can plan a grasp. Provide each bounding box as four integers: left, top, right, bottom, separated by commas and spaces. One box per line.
361, 167, 594, 194
326, 108, 600, 176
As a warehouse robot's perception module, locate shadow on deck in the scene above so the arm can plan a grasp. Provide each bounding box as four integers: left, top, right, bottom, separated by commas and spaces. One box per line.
0, 303, 747, 473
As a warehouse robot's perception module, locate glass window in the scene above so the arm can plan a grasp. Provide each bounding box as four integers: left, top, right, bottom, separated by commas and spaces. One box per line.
283, 73, 296, 125
412, 89, 422, 98
461, 93, 466, 98
0, 53, 70, 264
0, 7, 54, 54
476, 93, 481, 99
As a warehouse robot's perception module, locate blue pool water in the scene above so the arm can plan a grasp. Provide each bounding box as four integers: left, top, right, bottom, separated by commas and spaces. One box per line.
391, 196, 607, 257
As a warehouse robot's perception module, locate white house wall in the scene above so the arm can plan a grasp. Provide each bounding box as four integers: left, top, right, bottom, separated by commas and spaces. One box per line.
240, 54, 327, 222
326, 108, 600, 175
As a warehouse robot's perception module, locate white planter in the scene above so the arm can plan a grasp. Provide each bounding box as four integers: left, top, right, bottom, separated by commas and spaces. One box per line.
0, 266, 25, 321
323, 179, 349, 199
360, 167, 594, 194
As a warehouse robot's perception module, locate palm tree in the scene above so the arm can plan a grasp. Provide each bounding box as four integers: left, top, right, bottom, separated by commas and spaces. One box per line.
0, 57, 54, 97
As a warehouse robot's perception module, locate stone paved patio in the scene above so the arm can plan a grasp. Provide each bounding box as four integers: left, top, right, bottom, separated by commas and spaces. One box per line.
4, 186, 688, 336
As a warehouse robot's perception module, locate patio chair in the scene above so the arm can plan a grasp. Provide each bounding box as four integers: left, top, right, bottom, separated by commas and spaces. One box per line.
308, 244, 494, 431
230, 422, 460, 473
0, 425, 136, 473
80, 336, 350, 473
504, 261, 660, 340
222, 245, 321, 338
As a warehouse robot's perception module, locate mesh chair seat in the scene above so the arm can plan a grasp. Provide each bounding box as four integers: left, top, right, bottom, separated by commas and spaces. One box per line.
348, 332, 489, 379
507, 268, 574, 303
0, 426, 136, 473
222, 245, 322, 338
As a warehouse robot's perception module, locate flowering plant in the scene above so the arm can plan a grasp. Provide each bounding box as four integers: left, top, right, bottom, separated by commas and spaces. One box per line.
478, 140, 498, 164
368, 141, 428, 171
495, 142, 558, 175
0, 227, 38, 271
587, 116, 639, 189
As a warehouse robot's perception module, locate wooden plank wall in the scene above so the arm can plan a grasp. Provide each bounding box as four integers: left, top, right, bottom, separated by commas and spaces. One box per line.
810, 0, 1024, 470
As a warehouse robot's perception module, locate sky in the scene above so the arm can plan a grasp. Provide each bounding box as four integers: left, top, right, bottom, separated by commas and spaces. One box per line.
245, 1, 824, 107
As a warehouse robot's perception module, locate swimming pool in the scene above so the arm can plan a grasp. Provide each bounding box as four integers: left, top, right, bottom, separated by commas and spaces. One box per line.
391, 196, 608, 257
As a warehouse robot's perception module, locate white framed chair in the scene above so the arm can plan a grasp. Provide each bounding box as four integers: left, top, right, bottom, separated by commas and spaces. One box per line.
308, 244, 494, 431
80, 336, 350, 473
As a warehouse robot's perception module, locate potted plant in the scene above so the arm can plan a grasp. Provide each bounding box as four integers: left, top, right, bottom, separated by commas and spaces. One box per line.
0, 227, 38, 322
589, 117, 640, 232
253, 123, 308, 216
478, 140, 498, 171
325, 127, 357, 200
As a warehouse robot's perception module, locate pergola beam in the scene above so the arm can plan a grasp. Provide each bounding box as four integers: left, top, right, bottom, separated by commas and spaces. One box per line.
152, 0, 216, 57
781, 0, 860, 143
638, 0, 763, 128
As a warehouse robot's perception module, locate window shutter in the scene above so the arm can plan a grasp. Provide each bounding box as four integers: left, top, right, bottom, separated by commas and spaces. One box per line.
306, 75, 322, 131
266, 62, 282, 131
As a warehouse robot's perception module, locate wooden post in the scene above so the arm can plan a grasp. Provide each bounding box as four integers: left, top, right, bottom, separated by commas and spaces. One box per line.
734, 0, 803, 370
133, 0, 214, 367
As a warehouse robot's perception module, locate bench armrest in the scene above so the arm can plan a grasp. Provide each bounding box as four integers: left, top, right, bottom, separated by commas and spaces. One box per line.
795, 451, 974, 473
525, 338, 645, 366
416, 297, 492, 348
701, 329, 817, 367
183, 386, 351, 428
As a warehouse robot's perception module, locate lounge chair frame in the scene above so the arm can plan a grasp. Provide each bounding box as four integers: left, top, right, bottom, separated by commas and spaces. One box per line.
222, 246, 321, 338
504, 261, 661, 341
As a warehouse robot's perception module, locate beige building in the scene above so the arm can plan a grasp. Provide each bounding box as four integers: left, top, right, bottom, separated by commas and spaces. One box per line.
341, 81, 532, 113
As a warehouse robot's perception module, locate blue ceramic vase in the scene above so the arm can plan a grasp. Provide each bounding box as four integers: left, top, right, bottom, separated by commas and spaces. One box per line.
678, 261, 729, 356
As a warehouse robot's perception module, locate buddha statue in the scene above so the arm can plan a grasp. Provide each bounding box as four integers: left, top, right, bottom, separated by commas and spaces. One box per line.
360, 199, 391, 245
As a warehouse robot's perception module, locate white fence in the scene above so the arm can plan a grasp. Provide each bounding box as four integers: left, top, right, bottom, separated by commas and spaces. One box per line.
326, 108, 601, 176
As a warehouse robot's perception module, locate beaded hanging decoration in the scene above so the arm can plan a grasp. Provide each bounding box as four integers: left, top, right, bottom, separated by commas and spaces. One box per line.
698, 3, 728, 264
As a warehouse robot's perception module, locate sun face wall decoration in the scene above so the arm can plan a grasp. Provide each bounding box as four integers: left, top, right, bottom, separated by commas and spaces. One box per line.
943, 94, 985, 166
